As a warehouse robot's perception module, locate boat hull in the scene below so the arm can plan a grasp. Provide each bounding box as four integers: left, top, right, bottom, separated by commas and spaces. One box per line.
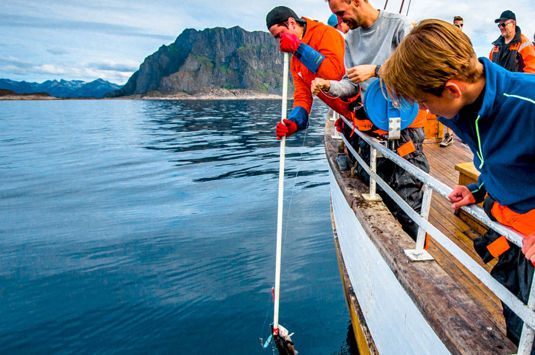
329, 166, 451, 354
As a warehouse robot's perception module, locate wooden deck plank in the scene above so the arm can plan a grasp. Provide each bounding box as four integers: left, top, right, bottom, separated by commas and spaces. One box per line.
423, 138, 506, 331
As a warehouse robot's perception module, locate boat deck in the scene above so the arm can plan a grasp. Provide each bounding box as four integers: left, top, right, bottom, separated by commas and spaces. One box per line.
325, 118, 517, 354
423, 137, 505, 331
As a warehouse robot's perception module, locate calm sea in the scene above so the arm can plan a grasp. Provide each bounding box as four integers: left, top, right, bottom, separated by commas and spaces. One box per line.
0, 99, 354, 354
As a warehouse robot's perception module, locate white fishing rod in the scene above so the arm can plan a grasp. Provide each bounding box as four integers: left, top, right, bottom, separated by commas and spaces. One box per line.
273, 51, 289, 335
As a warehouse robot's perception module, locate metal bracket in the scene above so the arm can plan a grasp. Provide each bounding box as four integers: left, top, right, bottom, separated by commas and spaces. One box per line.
404, 249, 434, 261
389, 117, 401, 140
331, 130, 342, 140
375, 139, 387, 158
362, 193, 382, 201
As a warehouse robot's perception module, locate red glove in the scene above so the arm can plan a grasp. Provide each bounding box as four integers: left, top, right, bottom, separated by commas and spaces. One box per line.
275, 119, 298, 140
334, 117, 344, 132
279, 32, 301, 53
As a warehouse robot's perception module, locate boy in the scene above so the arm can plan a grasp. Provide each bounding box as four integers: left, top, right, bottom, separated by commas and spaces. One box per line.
381, 19, 535, 346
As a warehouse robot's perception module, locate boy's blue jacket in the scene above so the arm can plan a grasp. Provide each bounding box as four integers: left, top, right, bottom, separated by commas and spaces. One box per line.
439, 57, 535, 213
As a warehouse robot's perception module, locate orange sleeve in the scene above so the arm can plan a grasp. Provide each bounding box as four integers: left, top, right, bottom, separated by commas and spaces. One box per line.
519, 37, 535, 74
291, 61, 313, 113
310, 27, 345, 81
489, 47, 495, 61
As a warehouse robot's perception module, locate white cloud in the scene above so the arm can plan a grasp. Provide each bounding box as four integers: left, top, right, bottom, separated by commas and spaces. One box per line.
1, 0, 535, 83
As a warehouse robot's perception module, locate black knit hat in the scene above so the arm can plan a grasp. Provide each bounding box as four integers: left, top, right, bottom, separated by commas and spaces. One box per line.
266, 6, 300, 29
495, 10, 516, 23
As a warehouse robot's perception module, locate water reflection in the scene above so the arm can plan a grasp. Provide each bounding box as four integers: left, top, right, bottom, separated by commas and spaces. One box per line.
0, 99, 350, 354
140, 100, 329, 188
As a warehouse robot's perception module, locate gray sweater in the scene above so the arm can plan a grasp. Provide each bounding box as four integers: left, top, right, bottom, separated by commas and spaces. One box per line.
328, 10, 413, 97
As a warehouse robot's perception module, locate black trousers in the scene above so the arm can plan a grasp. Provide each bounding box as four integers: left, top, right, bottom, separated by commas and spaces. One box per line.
474, 196, 535, 350
343, 125, 430, 240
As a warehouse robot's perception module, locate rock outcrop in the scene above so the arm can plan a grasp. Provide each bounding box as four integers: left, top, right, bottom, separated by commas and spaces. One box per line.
108, 26, 287, 97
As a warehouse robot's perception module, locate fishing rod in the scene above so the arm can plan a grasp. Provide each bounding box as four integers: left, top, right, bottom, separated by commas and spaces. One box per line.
261, 52, 296, 355
273, 51, 289, 339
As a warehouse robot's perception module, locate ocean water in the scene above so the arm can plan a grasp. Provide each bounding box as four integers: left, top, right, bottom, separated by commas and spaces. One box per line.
0, 99, 354, 354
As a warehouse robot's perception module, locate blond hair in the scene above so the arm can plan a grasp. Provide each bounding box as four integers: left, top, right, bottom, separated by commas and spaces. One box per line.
381, 19, 482, 103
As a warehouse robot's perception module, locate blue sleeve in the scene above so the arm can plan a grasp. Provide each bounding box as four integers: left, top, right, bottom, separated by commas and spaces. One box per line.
467, 177, 486, 203
294, 43, 325, 74
288, 106, 309, 131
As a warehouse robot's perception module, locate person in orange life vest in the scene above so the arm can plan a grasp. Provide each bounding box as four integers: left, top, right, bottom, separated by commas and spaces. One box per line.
266, 6, 352, 140
380, 19, 535, 346
490, 10, 535, 73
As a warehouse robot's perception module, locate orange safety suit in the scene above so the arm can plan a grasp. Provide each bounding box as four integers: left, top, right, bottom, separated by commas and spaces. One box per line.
290, 18, 354, 122
490, 30, 535, 73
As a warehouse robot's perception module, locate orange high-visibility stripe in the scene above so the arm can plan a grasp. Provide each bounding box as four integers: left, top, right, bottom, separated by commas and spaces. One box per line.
397, 140, 416, 157
491, 202, 535, 237
487, 236, 511, 258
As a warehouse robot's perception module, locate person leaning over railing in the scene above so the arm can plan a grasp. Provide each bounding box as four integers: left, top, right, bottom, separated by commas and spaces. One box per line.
380, 19, 535, 348
265, 6, 356, 141
311, 0, 430, 240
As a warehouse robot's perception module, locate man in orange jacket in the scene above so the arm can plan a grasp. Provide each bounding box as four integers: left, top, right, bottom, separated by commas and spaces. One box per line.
490, 10, 535, 73
266, 6, 353, 140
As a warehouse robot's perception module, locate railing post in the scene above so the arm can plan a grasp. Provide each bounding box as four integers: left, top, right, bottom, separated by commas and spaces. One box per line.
362, 147, 381, 201
404, 184, 434, 261
517, 280, 535, 354
331, 112, 342, 140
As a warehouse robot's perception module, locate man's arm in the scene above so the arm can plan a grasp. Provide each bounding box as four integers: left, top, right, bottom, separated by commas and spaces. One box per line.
312, 27, 346, 79
274, 67, 312, 140
290, 74, 313, 130
279, 27, 344, 77
326, 73, 360, 99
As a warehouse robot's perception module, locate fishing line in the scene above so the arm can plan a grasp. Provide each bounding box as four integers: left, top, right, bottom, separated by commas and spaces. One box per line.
281, 119, 310, 250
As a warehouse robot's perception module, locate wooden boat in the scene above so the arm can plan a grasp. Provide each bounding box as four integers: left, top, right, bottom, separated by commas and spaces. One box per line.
324, 112, 534, 354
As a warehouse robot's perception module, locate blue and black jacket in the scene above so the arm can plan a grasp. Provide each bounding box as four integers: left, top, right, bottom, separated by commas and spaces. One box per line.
439, 57, 535, 213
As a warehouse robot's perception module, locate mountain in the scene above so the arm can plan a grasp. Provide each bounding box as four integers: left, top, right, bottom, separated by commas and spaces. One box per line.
0, 78, 121, 98
107, 26, 286, 97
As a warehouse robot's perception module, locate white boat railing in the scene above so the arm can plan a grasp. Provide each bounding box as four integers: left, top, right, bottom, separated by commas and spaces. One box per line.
336, 115, 534, 354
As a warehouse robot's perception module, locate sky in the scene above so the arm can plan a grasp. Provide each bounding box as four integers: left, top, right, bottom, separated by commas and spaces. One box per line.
1, 0, 534, 85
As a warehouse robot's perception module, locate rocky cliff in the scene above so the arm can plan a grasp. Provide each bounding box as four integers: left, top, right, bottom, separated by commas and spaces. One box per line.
108, 26, 287, 97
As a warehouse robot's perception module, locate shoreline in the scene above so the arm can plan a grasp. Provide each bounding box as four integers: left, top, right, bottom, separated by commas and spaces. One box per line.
0, 89, 285, 101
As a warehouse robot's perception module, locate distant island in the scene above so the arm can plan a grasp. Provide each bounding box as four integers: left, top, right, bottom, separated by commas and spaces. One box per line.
0, 89, 56, 100
0, 78, 121, 99
1, 26, 290, 100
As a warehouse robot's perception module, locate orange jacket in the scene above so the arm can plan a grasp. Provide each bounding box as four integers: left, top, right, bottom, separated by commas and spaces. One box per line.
489, 31, 535, 73
290, 18, 354, 120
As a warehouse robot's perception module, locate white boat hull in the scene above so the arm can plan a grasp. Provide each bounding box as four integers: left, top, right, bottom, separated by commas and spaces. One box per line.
329, 166, 450, 355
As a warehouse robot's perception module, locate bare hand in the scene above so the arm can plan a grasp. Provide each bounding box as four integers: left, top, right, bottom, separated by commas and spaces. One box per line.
522, 233, 535, 265
311, 78, 330, 96
347, 65, 376, 84
448, 185, 476, 210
